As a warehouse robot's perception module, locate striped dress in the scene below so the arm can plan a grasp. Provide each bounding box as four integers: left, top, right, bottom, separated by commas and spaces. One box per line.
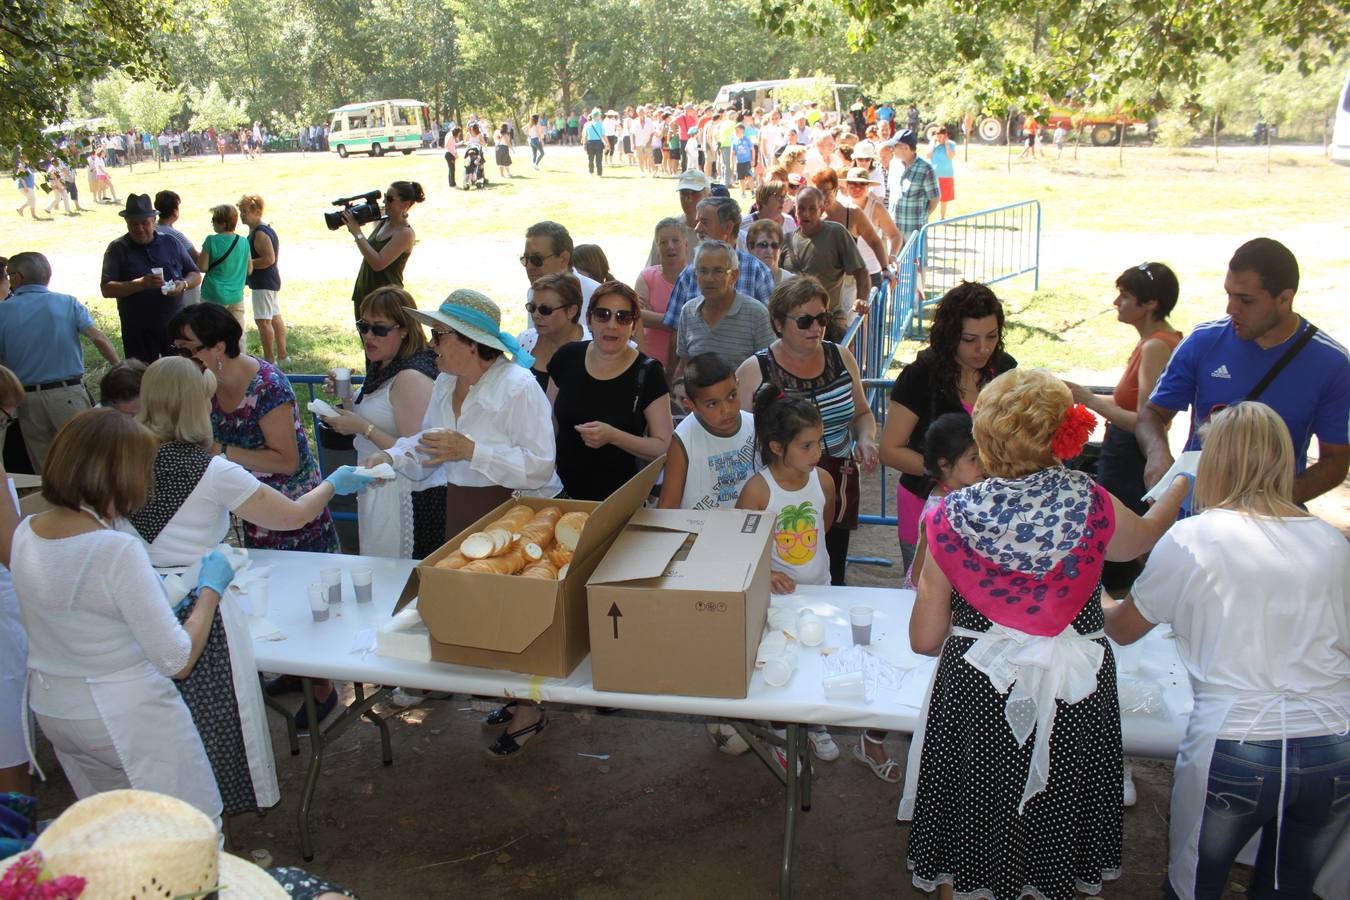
754, 343, 856, 458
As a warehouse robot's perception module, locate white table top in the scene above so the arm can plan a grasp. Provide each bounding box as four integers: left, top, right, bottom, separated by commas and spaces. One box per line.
247, 550, 1190, 758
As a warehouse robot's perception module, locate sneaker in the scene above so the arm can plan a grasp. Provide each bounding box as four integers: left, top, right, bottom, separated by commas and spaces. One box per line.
264, 673, 303, 696
387, 688, 425, 709
771, 729, 804, 776
807, 728, 840, 762
1123, 762, 1137, 807
279, 356, 292, 367
295, 689, 339, 733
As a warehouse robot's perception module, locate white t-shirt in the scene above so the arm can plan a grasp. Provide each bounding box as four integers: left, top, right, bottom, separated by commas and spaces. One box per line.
673, 410, 757, 510
137, 457, 263, 567
1131, 509, 1350, 740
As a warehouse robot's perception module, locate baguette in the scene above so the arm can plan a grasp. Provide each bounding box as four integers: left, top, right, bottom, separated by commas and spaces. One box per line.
520, 541, 544, 562
461, 547, 526, 575
520, 560, 558, 579
486, 528, 513, 555
435, 549, 469, 570
555, 511, 589, 552
460, 532, 496, 560
545, 544, 573, 569
518, 507, 563, 547
487, 505, 535, 533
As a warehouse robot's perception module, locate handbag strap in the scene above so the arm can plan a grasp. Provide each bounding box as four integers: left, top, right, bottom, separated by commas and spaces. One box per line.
1246, 321, 1318, 403
206, 235, 241, 272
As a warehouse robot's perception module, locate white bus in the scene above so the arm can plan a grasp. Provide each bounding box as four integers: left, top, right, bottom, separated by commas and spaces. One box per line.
1333, 69, 1350, 166
329, 99, 430, 158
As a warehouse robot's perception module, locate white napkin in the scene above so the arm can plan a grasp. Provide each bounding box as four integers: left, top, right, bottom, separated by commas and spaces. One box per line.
349, 627, 377, 655
822, 643, 905, 700
308, 398, 340, 418
352, 463, 396, 480
1142, 450, 1200, 504
248, 617, 285, 641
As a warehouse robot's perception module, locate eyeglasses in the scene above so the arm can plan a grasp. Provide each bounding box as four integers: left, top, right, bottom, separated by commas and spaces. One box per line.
695, 267, 730, 278
356, 320, 399, 336
525, 301, 576, 316
589, 308, 636, 325
792, 312, 830, 330
752, 241, 780, 251
430, 329, 456, 344
520, 252, 559, 268
172, 343, 205, 357
1137, 263, 1154, 281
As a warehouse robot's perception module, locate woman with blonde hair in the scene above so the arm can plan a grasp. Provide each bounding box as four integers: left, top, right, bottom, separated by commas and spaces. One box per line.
10, 409, 234, 821
134, 357, 373, 750
1106, 401, 1350, 900
904, 367, 1192, 899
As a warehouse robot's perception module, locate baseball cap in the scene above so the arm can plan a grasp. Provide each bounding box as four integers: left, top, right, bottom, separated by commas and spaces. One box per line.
887, 129, 918, 148
676, 169, 711, 192
852, 140, 878, 159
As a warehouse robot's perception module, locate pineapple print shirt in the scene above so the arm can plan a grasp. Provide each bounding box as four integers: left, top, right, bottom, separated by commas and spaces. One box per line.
763, 466, 831, 587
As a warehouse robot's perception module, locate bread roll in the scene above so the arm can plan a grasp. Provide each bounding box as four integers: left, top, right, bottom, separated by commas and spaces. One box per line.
460, 532, 495, 560
486, 505, 535, 533
555, 511, 589, 551
486, 528, 513, 555
518, 507, 562, 546
521, 541, 544, 562
461, 548, 525, 575
546, 544, 573, 569
520, 560, 558, 579
435, 550, 469, 570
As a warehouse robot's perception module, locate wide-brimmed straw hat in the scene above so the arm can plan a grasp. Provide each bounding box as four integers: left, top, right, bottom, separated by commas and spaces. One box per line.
406, 289, 534, 368
0, 790, 287, 898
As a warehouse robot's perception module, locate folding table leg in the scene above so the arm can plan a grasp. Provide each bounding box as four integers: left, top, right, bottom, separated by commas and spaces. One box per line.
259, 674, 300, 756
780, 722, 800, 898
352, 684, 393, 766
297, 678, 324, 862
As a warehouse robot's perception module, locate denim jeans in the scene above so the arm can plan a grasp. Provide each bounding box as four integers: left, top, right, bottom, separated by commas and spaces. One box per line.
529, 138, 543, 165
1165, 732, 1350, 900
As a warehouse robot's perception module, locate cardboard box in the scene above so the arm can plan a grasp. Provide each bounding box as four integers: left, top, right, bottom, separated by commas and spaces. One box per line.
586, 507, 772, 698
393, 459, 663, 678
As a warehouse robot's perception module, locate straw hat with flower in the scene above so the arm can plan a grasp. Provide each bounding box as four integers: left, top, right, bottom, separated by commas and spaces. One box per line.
405, 289, 534, 369
0, 790, 287, 899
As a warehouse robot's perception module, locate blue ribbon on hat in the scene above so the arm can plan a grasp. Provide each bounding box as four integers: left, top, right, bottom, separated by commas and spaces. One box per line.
439, 302, 535, 369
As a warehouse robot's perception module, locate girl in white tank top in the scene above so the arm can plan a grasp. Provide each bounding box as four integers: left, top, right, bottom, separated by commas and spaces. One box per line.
736, 386, 836, 594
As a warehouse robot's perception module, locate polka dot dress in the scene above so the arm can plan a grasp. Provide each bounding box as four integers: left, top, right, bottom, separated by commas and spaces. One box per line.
906, 586, 1123, 899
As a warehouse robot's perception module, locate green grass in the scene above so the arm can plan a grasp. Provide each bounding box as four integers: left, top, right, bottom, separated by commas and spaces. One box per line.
4, 142, 1348, 392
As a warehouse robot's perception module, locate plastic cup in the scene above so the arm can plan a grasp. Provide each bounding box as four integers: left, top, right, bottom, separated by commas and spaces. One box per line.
796, 611, 824, 647
762, 651, 797, 687
849, 606, 873, 646
334, 367, 353, 402
308, 584, 329, 622
249, 579, 268, 619
320, 567, 341, 604
756, 632, 788, 667
149, 267, 164, 280
822, 670, 866, 702
351, 566, 373, 604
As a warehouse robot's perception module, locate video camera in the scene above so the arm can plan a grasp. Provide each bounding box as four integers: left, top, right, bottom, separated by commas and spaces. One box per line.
323, 190, 383, 231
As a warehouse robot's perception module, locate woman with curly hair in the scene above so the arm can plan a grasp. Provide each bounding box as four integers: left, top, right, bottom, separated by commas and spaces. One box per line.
904, 368, 1191, 899
879, 282, 1016, 570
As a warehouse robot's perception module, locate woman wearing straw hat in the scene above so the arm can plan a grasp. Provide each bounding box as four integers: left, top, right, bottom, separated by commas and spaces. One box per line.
371, 289, 560, 540
0, 789, 357, 899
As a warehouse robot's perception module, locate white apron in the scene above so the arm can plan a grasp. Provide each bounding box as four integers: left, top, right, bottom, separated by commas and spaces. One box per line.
1166, 684, 1350, 900
28, 660, 222, 823
0, 479, 26, 768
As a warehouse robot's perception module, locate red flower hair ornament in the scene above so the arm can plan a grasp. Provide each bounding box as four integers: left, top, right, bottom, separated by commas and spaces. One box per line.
1051, 403, 1097, 460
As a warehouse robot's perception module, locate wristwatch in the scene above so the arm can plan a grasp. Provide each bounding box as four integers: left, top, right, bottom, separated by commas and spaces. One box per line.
363, 422, 376, 438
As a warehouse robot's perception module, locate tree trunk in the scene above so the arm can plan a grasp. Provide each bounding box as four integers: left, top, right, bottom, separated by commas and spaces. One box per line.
1006, 113, 1012, 173
1117, 116, 1125, 166
1266, 122, 1272, 173
1213, 110, 1220, 167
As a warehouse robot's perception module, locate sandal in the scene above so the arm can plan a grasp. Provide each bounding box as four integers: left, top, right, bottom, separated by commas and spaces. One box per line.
486, 712, 548, 759
852, 734, 902, 783
481, 700, 518, 729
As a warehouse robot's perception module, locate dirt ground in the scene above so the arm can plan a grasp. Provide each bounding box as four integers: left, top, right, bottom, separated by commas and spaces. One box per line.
28, 470, 1328, 899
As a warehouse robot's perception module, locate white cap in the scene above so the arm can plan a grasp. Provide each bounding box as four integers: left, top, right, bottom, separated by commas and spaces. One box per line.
676, 169, 711, 192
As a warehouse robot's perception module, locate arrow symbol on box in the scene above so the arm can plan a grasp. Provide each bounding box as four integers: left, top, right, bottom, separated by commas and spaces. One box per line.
607, 602, 622, 639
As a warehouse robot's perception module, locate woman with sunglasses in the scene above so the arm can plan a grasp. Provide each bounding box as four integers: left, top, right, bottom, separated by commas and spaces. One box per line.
319, 287, 439, 558
517, 273, 587, 391
737, 180, 798, 248
166, 303, 338, 555
1064, 262, 1182, 588
735, 276, 879, 588
547, 283, 673, 501
842, 166, 901, 292
745, 218, 793, 286
634, 218, 689, 375
344, 180, 424, 319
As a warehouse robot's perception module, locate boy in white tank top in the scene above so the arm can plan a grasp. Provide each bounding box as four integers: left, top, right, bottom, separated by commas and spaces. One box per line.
658, 353, 757, 510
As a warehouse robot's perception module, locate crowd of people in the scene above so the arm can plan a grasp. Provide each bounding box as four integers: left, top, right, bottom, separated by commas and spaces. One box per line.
0, 129, 1348, 899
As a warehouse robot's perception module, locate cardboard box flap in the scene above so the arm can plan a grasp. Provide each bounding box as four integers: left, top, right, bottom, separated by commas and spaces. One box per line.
570, 456, 664, 563
661, 558, 751, 591
417, 572, 558, 652
686, 510, 772, 564
588, 527, 690, 585
625, 507, 710, 534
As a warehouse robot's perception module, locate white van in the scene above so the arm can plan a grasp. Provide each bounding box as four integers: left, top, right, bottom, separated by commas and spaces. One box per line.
329, 99, 430, 158
1333, 69, 1350, 166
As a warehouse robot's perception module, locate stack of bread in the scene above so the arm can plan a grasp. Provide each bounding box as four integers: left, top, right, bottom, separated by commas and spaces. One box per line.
433, 505, 589, 580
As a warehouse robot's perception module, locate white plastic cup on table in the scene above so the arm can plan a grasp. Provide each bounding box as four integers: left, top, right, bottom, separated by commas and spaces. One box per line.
320, 567, 341, 604
308, 584, 329, 622
821, 669, 866, 702
334, 367, 353, 402
756, 631, 788, 667
796, 610, 824, 647
762, 649, 797, 687
249, 578, 269, 619
849, 605, 873, 646
351, 566, 373, 604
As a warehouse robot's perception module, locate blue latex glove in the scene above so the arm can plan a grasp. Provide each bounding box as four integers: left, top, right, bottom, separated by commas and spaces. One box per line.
197, 550, 236, 596
325, 465, 377, 496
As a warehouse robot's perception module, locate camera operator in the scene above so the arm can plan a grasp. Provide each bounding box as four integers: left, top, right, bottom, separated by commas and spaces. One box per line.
345, 181, 424, 319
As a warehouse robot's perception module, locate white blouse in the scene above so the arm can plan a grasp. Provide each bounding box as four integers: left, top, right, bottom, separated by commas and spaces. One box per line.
387, 357, 562, 496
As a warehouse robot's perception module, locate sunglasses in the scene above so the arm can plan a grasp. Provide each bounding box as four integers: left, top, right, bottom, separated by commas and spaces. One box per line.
356, 320, 399, 336
430, 329, 456, 344
791, 312, 830, 330
753, 241, 780, 251
589, 308, 636, 325
1137, 263, 1154, 281
520, 252, 559, 268
526, 301, 577, 316
172, 343, 205, 357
